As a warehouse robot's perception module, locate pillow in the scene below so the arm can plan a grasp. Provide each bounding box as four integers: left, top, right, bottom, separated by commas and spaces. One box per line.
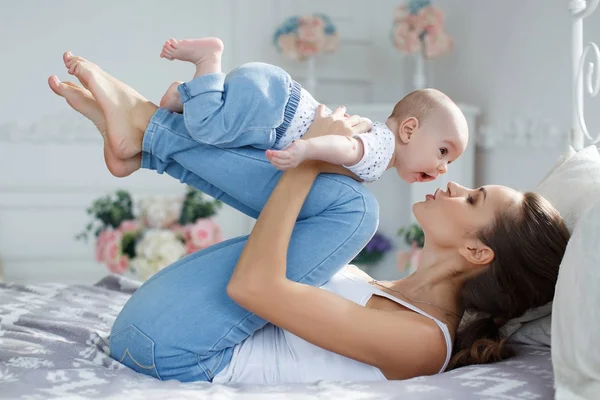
503, 145, 600, 346
552, 198, 600, 399
537, 145, 600, 233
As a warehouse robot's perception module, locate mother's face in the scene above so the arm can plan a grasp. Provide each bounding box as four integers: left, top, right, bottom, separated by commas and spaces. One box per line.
413, 182, 523, 249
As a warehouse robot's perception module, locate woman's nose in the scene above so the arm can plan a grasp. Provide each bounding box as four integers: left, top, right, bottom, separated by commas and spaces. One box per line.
447, 181, 462, 196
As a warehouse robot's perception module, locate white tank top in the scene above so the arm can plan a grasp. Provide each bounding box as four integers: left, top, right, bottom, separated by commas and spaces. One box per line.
212, 268, 453, 384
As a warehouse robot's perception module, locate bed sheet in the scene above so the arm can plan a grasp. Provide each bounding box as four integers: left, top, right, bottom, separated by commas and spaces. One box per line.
0, 275, 554, 399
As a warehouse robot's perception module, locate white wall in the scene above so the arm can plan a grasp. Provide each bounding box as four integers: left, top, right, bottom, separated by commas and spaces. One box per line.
0, 0, 414, 283
0, 1, 594, 283
432, 0, 600, 190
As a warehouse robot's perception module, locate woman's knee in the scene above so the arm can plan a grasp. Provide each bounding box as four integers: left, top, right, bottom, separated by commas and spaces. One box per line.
328, 177, 379, 240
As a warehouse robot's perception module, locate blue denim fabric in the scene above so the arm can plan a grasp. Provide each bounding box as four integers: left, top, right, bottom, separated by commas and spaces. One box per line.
177, 62, 301, 149
109, 109, 379, 382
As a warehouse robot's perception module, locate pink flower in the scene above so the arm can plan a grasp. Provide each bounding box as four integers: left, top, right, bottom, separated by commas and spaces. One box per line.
184, 218, 223, 254
106, 255, 129, 274
118, 220, 140, 234
95, 229, 127, 273
423, 31, 453, 59
392, 4, 452, 60
277, 34, 300, 60
189, 219, 214, 248
95, 230, 110, 262
393, 22, 421, 53
298, 16, 326, 43
416, 6, 444, 32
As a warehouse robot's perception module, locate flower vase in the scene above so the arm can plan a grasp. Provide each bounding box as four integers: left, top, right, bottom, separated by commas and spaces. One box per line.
413, 51, 427, 90
306, 56, 317, 96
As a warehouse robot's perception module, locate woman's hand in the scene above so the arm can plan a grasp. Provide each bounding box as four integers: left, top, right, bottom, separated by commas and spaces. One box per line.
303, 105, 372, 140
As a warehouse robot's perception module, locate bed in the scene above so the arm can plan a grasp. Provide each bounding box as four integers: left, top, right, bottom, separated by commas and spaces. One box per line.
1, 2, 598, 399
0, 275, 555, 399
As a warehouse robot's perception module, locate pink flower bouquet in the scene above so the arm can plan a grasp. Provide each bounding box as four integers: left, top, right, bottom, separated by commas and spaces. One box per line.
273, 14, 340, 62
392, 0, 453, 59
77, 189, 223, 280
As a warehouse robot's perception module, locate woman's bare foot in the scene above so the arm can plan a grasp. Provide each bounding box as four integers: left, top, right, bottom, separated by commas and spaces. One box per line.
48, 75, 141, 177
265, 140, 310, 170
62, 51, 158, 160
160, 37, 224, 78
159, 81, 184, 113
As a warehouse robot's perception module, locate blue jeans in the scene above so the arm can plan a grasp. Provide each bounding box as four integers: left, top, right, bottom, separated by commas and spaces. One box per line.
177, 62, 302, 149
109, 108, 379, 382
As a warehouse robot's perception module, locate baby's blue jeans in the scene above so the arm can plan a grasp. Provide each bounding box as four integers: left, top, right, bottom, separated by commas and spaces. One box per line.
177, 62, 302, 149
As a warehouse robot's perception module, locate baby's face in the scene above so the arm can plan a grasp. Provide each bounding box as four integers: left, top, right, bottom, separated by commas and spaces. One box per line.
396, 109, 468, 183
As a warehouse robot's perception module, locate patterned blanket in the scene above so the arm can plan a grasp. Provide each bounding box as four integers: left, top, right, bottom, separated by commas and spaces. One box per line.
0, 275, 555, 399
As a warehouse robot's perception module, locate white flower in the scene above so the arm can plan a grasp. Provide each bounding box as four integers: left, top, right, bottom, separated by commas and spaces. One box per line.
132, 229, 186, 279
139, 197, 182, 228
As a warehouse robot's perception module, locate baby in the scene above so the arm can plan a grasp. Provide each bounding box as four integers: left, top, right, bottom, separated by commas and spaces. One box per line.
159, 37, 468, 183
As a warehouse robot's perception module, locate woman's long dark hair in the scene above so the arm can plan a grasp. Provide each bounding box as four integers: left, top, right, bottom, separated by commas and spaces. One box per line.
448, 192, 570, 369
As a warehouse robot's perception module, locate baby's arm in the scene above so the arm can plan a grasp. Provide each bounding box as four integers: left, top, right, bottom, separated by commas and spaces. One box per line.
267, 136, 364, 170
303, 135, 364, 166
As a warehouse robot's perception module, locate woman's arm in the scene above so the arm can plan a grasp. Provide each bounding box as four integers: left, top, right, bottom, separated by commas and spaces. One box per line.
227, 105, 447, 378
228, 105, 351, 288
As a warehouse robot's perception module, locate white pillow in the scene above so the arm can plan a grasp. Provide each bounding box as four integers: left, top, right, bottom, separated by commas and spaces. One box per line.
552, 199, 600, 400
504, 145, 600, 346
537, 145, 600, 233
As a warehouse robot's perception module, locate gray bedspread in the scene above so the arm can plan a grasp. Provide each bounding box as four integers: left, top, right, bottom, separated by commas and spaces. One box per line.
0, 275, 555, 399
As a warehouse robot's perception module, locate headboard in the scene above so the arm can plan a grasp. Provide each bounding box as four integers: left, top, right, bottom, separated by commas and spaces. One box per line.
571, 0, 600, 149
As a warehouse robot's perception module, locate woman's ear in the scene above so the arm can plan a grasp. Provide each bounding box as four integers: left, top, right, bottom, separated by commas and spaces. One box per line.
458, 240, 495, 266
398, 117, 419, 144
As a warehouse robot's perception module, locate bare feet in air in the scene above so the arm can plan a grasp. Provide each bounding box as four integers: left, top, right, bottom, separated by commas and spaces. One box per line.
159, 81, 184, 113
62, 51, 157, 160
159, 38, 224, 113
47, 76, 142, 177
266, 140, 311, 170
160, 37, 224, 76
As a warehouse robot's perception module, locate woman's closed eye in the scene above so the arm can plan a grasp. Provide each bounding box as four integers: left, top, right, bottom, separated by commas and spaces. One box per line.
467, 194, 474, 205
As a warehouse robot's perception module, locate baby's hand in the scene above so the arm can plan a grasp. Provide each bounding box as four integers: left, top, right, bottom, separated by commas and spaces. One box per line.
266, 141, 310, 170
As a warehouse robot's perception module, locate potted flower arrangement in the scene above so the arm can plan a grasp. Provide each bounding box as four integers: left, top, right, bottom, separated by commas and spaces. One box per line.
351, 232, 393, 267
397, 223, 424, 274
391, 0, 453, 89
273, 13, 340, 95
77, 188, 223, 280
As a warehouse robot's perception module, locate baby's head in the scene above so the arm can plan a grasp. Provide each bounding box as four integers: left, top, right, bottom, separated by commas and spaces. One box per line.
387, 89, 468, 183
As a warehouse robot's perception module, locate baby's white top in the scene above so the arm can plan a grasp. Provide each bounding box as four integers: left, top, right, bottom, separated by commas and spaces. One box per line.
276, 89, 395, 182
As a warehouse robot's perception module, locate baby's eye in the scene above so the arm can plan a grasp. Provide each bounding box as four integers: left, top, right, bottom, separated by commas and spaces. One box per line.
440, 148, 448, 156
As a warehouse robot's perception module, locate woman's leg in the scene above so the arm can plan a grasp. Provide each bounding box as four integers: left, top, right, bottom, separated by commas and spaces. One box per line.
52, 54, 361, 221
110, 169, 378, 382
113, 114, 379, 383
51, 56, 379, 382
141, 108, 363, 220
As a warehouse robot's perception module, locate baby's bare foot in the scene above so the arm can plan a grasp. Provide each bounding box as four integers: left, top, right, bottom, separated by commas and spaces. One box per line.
159, 81, 184, 113
63, 51, 157, 160
160, 37, 224, 77
47, 76, 141, 177
266, 141, 310, 170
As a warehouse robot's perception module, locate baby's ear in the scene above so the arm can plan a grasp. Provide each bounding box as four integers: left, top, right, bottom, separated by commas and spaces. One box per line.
398, 117, 418, 144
